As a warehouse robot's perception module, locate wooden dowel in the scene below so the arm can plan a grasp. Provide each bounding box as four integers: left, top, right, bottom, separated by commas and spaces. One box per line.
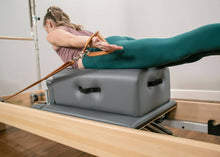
0, 36, 33, 41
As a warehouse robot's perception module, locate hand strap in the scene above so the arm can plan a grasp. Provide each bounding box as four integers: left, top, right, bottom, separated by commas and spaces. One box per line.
4, 60, 75, 101
82, 31, 113, 57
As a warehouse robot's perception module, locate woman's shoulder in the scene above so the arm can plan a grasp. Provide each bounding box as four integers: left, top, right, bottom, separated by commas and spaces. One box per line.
56, 25, 93, 36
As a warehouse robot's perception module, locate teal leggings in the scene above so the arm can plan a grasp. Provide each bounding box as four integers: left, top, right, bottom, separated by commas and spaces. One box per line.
82, 23, 220, 69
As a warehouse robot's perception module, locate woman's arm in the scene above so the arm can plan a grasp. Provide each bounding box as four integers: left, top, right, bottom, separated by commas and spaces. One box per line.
47, 28, 89, 48
47, 28, 123, 51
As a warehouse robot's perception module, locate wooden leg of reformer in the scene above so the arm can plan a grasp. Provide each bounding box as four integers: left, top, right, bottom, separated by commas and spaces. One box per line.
0, 122, 6, 131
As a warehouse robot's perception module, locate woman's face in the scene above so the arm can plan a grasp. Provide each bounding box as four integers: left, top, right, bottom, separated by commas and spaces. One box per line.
44, 25, 50, 33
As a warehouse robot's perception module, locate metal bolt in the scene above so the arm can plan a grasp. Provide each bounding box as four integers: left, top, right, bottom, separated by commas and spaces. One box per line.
85, 50, 90, 55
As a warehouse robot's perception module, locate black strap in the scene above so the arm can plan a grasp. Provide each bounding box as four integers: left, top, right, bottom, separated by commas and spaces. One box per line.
148, 79, 163, 87
79, 86, 101, 94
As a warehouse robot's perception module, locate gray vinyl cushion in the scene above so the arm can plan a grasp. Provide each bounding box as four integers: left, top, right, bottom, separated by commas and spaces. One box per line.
46, 68, 170, 117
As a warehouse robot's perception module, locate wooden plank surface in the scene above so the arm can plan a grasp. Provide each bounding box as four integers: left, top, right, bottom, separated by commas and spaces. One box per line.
0, 126, 94, 157
0, 102, 219, 157
169, 100, 220, 124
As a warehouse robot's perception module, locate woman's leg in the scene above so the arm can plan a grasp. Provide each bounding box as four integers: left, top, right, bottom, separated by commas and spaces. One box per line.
83, 36, 135, 69
84, 23, 220, 69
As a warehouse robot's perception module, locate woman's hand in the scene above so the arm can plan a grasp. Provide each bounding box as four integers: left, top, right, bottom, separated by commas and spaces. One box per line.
91, 37, 123, 52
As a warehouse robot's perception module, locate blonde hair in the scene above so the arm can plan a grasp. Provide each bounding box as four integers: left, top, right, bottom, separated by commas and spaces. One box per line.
43, 6, 83, 30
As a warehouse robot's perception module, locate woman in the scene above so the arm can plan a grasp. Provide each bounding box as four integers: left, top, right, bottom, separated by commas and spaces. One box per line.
44, 6, 220, 69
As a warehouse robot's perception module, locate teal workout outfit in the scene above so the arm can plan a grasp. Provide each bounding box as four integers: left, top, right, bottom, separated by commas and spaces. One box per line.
82, 23, 220, 69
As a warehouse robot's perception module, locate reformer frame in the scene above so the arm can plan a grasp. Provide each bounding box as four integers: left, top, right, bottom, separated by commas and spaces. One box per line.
0, 90, 220, 157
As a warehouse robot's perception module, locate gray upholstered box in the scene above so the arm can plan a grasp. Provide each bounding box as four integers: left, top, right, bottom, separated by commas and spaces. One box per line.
46, 68, 170, 117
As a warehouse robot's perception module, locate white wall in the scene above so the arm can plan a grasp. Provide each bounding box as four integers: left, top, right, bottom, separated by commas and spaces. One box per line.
0, 0, 38, 95
0, 0, 220, 101
122, 0, 220, 101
